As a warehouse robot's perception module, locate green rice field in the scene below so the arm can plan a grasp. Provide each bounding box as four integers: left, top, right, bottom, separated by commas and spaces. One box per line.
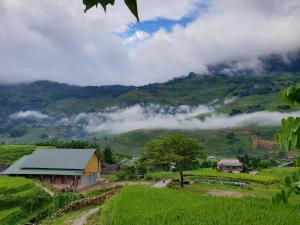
146, 167, 300, 184
99, 185, 300, 225
0, 145, 50, 164
0, 177, 50, 225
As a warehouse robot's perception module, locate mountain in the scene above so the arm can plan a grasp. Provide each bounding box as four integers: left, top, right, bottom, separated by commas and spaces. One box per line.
1, 72, 300, 157
1, 73, 300, 117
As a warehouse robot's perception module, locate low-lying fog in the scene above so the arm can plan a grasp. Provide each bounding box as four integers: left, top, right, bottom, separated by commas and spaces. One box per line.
9, 104, 300, 134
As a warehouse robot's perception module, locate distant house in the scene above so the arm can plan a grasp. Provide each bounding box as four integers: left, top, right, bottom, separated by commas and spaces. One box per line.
217, 159, 243, 173
2, 149, 101, 189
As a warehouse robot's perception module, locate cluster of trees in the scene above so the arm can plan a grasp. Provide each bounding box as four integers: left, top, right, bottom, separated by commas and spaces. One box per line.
237, 155, 279, 172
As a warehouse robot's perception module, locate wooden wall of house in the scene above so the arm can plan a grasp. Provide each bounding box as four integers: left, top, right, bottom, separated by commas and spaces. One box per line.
85, 153, 100, 174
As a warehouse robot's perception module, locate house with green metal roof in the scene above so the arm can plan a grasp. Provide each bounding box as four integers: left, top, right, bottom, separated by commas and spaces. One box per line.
2, 149, 101, 189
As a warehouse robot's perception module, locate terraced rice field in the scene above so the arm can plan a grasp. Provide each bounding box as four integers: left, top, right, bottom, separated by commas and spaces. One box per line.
0, 145, 50, 164
99, 185, 300, 225
0, 177, 50, 225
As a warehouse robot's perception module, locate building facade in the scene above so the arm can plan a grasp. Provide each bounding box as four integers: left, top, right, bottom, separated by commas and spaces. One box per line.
217, 159, 243, 173
2, 149, 101, 189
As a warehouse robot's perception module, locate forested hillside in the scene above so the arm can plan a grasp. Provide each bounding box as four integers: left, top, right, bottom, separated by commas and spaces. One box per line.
1, 73, 300, 156
1, 73, 300, 116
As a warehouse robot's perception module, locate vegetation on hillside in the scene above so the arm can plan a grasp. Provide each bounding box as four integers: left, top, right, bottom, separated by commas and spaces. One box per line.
0, 145, 50, 165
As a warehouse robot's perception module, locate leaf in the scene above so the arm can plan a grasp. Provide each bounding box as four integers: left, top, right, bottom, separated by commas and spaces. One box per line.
82, 0, 139, 21
124, 0, 139, 22
281, 84, 300, 106
83, 0, 115, 12
276, 117, 300, 151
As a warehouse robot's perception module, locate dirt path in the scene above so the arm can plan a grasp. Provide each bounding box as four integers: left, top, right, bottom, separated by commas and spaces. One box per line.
78, 181, 152, 194
72, 207, 99, 225
207, 189, 243, 197
35, 182, 54, 197
152, 179, 172, 188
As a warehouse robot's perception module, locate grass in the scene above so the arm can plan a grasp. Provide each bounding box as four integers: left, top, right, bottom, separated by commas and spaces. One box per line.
146, 168, 300, 184
0, 207, 21, 224
0, 177, 50, 225
99, 185, 300, 225
0, 145, 50, 164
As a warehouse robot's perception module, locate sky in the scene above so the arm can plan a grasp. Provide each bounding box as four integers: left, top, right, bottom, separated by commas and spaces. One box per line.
0, 0, 300, 86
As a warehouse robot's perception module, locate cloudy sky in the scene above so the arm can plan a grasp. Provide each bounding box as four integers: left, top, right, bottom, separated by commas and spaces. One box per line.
0, 0, 300, 86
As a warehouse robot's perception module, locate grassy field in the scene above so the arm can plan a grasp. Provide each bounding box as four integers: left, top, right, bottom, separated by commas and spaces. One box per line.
98, 185, 300, 225
146, 168, 299, 184
0, 145, 50, 164
0, 177, 50, 225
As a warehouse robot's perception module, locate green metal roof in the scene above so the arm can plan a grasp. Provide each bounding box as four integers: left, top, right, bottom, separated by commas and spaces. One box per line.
21, 149, 96, 170
2, 149, 96, 176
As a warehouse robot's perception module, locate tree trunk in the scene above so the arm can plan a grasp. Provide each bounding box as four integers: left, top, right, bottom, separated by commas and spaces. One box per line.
180, 170, 184, 188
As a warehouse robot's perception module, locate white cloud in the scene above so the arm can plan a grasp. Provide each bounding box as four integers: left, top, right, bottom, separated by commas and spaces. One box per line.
10, 111, 50, 120
61, 104, 300, 134
0, 0, 299, 85
124, 31, 151, 45
8, 106, 300, 134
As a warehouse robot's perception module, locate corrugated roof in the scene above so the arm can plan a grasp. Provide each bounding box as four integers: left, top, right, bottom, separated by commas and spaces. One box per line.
2, 149, 96, 176
2, 155, 83, 175
217, 159, 242, 166
21, 149, 96, 170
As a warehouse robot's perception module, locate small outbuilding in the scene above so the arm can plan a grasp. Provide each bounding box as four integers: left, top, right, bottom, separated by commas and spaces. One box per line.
217, 159, 243, 173
2, 149, 101, 189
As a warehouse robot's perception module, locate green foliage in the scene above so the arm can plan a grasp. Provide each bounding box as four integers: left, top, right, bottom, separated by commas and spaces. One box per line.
142, 134, 204, 187
36, 140, 100, 149
100, 185, 300, 225
51, 193, 84, 213
281, 83, 300, 105
276, 117, 300, 151
0, 145, 50, 164
147, 167, 296, 184
0, 177, 50, 225
283, 176, 293, 186
113, 166, 139, 181
272, 190, 289, 205
276, 83, 300, 151
103, 147, 114, 164
142, 134, 205, 169
83, 0, 139, 21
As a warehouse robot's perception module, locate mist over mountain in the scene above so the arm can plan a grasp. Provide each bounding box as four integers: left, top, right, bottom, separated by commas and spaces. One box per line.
207, 50, 300, 76
1, 70, 300, 155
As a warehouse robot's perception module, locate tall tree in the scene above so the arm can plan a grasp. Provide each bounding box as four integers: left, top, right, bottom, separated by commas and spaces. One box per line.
141, 134, 205, 187
103, 147, 114, 164
83, 0, 139, 21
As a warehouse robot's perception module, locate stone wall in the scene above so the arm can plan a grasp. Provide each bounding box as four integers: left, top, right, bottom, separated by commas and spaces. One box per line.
54, 188, 119, 216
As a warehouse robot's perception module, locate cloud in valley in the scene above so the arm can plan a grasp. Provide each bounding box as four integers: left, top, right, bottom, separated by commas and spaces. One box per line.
10, 111, 50, 120
9, 106, 300, 133
81, 106, 300, 133
0, 0, 299, 85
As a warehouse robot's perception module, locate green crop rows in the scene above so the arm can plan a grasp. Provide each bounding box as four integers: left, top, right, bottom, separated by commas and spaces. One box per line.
99, 185, 300, 225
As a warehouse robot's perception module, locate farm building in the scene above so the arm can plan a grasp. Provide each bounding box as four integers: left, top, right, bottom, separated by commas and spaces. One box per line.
217, 159, 243, 173
2, 149, 101, 189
